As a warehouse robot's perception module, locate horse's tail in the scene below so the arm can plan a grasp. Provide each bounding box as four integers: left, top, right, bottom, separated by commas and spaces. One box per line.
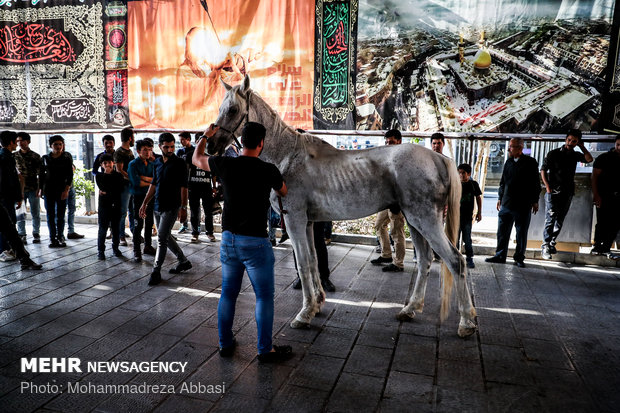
440, 158, 462, 322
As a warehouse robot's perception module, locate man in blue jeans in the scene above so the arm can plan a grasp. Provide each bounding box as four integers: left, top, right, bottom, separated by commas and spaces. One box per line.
139, 133, 192, 285
193, 122, 291, 363
14, 132, 42, 244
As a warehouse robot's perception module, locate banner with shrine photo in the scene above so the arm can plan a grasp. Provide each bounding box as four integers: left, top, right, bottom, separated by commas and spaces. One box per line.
313, 0, 358, 130
0, 0, 130, 130
127, 0, 315, 131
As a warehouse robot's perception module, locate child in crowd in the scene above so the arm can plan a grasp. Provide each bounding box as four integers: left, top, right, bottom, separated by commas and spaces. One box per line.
457, 163, 482, 268
95, 154, 125, 260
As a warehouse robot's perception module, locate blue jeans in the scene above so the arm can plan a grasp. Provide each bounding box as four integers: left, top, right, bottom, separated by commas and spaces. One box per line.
119, 184, 134, 235
67, 186, 76, 233
44, 194, 67, 242
17, 190, 41, 236
460, 220, 473, 259
219, 231, 275, 354
496, 206, 531, 262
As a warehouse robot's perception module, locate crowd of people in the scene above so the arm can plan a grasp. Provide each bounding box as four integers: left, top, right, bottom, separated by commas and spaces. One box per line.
1, 127, 619, 361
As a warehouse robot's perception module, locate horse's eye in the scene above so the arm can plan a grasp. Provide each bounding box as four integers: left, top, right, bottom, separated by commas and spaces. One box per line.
228, 107, 238, 116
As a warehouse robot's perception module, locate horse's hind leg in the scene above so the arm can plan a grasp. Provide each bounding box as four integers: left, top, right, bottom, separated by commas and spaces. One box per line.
421, 226, 477, 337
286, 215, 323, 329
397, 225, 433, 321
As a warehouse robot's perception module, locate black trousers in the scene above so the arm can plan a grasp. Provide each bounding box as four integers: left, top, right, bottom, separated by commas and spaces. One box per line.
0, 201, 29, 261
98, 204, 120, 253
189, 186, 214, 236
496, 206, 531, 262
543, 192, 573, 246
593, 194, 620, 252
132, 193, 154, 253
293, 221, 330, 280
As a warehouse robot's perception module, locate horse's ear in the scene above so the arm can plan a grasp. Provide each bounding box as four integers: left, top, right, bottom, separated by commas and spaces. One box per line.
239, 74, 250, 94
221, 79, 232, 91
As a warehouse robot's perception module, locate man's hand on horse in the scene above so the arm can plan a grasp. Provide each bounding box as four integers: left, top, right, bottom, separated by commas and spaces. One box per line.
204, 124, 219, 138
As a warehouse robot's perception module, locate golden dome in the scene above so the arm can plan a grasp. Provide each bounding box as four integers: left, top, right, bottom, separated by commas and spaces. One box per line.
473, 49, 491, 69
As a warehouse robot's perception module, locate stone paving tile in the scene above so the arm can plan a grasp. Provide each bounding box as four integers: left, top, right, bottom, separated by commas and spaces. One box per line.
435, 387, 489, 413
227, 361, 293, 400
266, 384, 330, 413
152, 395, 213, 413
342, 344, 392, 378
287, 354, 345, 391
325, 372, 384, 413
392, 334, 436, 376
436, 359, 485, 392
307, 326, 357, 359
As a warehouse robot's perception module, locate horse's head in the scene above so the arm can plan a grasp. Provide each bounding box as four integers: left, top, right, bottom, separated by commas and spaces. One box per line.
208, 74, 252, 155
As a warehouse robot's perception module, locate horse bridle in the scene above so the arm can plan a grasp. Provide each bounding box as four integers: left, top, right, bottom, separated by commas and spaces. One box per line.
215, 91, 251, 150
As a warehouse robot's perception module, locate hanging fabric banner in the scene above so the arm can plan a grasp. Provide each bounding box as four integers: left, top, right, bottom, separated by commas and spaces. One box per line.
127, 0, 314, 130
0, 0, 130, 130
313, 0, 358, 130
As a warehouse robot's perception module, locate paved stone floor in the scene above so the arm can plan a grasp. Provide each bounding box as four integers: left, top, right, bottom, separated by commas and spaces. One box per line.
1, 224, 619, 413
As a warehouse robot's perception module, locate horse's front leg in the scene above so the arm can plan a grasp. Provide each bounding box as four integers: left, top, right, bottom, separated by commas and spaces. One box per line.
286, 216, 324, 329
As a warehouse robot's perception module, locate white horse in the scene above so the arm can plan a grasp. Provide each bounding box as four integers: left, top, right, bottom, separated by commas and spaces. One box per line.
207, 75, 476, 337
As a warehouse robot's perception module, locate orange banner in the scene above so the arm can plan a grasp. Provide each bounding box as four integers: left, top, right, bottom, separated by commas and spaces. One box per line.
127, 0, 315, 131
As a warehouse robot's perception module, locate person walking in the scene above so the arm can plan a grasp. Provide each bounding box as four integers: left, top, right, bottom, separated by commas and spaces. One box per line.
128, 139, 155, 262
114, 127, 135, 246
140, 133, 192, 286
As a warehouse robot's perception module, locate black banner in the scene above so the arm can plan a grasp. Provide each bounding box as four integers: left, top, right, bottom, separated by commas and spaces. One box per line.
0, 0, 130, 130
313, 0, 357, 130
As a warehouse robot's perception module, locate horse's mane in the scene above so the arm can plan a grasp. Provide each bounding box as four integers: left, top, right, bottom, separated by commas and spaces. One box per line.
250, 89, 336, 153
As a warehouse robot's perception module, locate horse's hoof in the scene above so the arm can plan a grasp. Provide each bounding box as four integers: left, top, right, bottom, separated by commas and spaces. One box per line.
457, 321, 477, 338
396, 311, 415, 322
290, 319, 310, 329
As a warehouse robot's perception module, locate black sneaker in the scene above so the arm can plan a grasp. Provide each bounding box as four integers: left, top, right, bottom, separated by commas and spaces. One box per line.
219, 339, 237, 357
257, 345, 293, 363
169, 260, 192, 274
370, 256, 392, 265
515, 260, 526, 268
485, 255, 506, 264
58, 235, 66, 243
67, 232, 84, 240
49, 240, 61, 248
148, 270, 162, 286
321, 278, 336, 292
113, 249, 124, 258
33, 234, 41, 244
143, 245, 156, 255
548, 245, 557, 254
178, 225, 189, 234
21, 259, 42, 270
382, 263, 404, 272
134, 254, 142, 263
97, 252, 106, 260
466, 258, 475, 269
58, 240, 67, 248
292, 277, 302, 289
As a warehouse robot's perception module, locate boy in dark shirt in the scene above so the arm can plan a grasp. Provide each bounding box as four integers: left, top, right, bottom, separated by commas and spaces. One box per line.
95, 154, 125, 260
458, 163, 482, 268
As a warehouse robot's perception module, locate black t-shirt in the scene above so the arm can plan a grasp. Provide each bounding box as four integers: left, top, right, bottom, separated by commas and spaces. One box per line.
40, 152, 73, 197
460, 179, 482, 219
593, 149, 620, 197
96, 171, 124, 209
541, 146, 587, 194
208, 156, 284, 238
152, 155, 188, 212
179, 145, 211, 188
114, 147, 134, 182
